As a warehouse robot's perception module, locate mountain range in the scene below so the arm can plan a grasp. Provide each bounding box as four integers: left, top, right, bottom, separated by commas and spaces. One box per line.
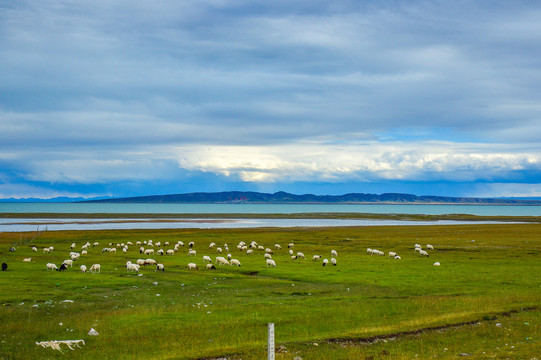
83, 191, 541, 205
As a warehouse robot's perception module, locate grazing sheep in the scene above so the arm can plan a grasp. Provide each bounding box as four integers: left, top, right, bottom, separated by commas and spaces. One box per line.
145, 259, 157, 266
93, 242, 99, 247
209, 242, 216, 249
58, 263, 68, 272
291, 255, 297, 260
331, 250, 337, 258
288, 243, 294, 248
89, 264, 101, 273
108, 248, 116, 253
188, 249, 196, 256
322, 259, 329, 267
427, 244, 434, 250
419, 250, 429, 257
246, 249, 253, 255
156, 263, 165, 271
187, 263, 198, 270
81, 250, 87, 255
216, 247, 223, 253
80, 265, 87, 273
32, 246, 37, 252
46, 263, 57, 271
71, 243, 76, 249
257, 245, 265, 251
264, 253, 272, 259
266, 259, 276, 267
177, 241, 184, 246
230, 259, 241, 267
227, 253, 232, 260
265, 248, 273, 254
23, 258, 31, 263
206, 264, 216, 270
165, 249, 174, 255
157, 249, 164, 256
388, 252, 397, 258
139, 246, 145, 254
394, 255, 402, 260
288, 249, 294, 255
43, 248, 50, 254
331, 258, 337, 266
126, 263, 139, 272
144, 249, 154, 255
188, 241, 195, 248
62, 259, 73, 267
155, 242, 161, 248
9, 247, 16, 252
367, 248, 372, 254
433, 262, 440, 266
203, 255, 212, 263
296, 252, 305, 259
2, 263, 8, 271
274, 244, 281, 249
312, 255, 322, 261
216, 257, 229, 266
48, 246, 54, 251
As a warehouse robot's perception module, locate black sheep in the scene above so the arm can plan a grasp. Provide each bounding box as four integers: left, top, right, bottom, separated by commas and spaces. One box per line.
1, 263, 7, 271
58, 263, 68, 272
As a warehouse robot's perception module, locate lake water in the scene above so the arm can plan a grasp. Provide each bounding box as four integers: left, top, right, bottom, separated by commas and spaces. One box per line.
1, 202, 541, 216
0, 203, 538, 232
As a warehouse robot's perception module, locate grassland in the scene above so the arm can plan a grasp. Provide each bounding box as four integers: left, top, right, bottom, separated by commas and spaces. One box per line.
0, 223, 540, 359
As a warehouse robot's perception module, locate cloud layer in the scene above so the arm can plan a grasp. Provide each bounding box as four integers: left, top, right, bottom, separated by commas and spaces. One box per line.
1, 0, 541, 198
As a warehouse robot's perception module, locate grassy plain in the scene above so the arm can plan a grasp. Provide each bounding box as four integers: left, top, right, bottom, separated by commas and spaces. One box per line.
0, 222, 540, 359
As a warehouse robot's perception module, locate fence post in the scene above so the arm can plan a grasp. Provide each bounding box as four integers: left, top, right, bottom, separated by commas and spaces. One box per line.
267, 323, 275, 360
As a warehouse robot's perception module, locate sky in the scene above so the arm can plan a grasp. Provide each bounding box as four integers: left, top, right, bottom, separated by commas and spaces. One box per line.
1, 0, 541, 200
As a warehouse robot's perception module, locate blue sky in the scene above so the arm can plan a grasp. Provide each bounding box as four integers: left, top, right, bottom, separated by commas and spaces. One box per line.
1, 0, 541, 200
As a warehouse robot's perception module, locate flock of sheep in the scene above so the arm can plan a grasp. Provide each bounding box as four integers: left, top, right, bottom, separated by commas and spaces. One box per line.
9, 238, 440, 275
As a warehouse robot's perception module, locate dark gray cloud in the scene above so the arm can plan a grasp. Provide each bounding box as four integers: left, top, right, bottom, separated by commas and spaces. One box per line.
1, 0, 541, 198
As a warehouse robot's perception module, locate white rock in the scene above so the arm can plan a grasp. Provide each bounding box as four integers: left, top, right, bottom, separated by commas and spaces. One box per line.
88, 328, 99, 336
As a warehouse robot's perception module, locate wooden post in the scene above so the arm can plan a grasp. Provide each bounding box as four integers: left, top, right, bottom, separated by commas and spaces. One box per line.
267, 323, 275, 360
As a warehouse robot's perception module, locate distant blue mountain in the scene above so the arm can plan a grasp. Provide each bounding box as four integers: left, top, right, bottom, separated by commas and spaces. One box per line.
81, 191, 541, 205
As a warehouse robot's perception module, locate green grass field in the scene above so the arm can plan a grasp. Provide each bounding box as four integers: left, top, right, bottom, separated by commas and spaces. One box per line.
1, 223, 540, 359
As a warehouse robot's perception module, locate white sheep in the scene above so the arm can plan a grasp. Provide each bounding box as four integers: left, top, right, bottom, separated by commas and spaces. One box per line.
187, 263, 198, 270
312, 255, 322, 261
177, 241, 184, 246
288, 249, 294, 255
216, 247, 223, 253
71, 243, 76, 249
265, 248, 273, 254
366, 248, 372, 254
32, 246, 37, 252
394, 255, 401, 260
227, 253, 232, 260
127, 263, 139, 272
203, 255, 212, 263
322, 259, 329, 266
43, 248, 50, 254
136, 259, 145, 266
188, 241, 195, 248
209, 242, 216, 249
89, 264, 101, 273
264, 253, 272, 259
331, 250, 337, 258
157, 249, 164, 256
23, 258, 32, 263
274, 244, 281, 249
433, 262, 440, 266
246, 249, 253, 255
206, 264, 216, 270
93, 242, 99, 247
230, 259, 241, 267
419, 250, 429, 257
80, 265, 87, 273
288, 243, 294, 248
46, 263, 58, 271
145, 259, 157, 266
108, 248, 116, 253
81, 250, 88, 255
427, 244, 434, 250
296, 252, 305, 259
156, 263, 165, 271
266, 259, 276, 268
145, 249, 154, 255
331, 258, 337, 266
216, 257, 229, 266
388, 251, 397, 258
188, 249, 196, 256
62, 259, 73, 267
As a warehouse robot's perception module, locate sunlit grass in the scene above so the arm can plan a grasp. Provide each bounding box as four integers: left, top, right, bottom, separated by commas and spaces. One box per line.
0, 224, 540, 359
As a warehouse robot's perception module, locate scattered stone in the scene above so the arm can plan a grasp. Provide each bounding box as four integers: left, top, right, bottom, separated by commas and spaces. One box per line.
313, 342, 318, 346
496, 323, 502, 327
459, 353, 471, 356
88, 328, 99, 336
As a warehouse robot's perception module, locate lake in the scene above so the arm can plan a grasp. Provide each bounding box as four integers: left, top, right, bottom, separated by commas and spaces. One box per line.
2, 202, 541, 216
